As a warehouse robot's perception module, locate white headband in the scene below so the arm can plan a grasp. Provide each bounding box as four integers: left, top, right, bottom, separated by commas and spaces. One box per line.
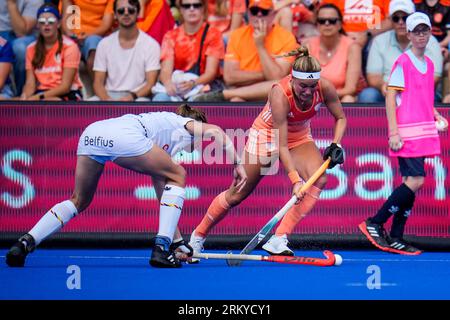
292, 70, 321, 80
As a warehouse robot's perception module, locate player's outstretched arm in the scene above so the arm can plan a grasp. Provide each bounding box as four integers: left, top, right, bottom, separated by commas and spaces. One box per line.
185, 121, 247, 192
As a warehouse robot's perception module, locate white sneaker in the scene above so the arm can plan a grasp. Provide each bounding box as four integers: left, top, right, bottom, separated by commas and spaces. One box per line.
188, 230, 206, 263
262, 234, 294, 256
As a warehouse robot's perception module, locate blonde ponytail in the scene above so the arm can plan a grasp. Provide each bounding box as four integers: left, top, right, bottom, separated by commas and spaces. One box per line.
275, 45, 321, 74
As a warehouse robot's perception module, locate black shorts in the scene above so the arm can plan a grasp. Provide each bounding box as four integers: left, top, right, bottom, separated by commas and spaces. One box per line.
398, 157, 426, 177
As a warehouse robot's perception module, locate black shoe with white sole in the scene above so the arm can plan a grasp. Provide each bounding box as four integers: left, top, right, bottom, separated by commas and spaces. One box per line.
387, 238, 422, 255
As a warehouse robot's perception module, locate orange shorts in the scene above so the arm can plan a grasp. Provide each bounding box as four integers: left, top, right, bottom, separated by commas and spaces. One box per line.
245, 126, 314, 157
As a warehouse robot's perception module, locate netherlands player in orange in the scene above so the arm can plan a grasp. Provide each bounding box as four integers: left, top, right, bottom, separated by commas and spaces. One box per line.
189, 45, 347, 257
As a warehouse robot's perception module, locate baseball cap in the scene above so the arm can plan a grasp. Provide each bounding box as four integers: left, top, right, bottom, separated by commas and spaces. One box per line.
406, 12, 432, 32
389, 0, 415, 16
249, 0, 273, 10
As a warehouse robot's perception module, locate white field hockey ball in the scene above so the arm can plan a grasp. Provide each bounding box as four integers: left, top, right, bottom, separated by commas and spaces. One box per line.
436, 120, 447, 131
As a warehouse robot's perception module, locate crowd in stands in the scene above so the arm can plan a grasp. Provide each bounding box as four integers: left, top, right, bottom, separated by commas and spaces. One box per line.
1, 0, 450, 103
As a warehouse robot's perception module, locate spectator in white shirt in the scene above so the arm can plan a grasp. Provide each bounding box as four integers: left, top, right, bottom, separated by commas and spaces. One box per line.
91, 0, 160, 101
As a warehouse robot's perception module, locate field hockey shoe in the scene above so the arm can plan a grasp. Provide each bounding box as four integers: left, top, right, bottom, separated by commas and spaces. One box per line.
262, 234, 294, 256
6, 233, 36, 267
170, 238, 194, 262
188, 231, 206, 263
386, 238, 422, 255
150, 236, 181, 268
150, 245, 181, 268
358, 218, 391, 252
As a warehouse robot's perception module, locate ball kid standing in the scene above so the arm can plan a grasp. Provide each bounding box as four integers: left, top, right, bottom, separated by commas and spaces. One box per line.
359, 12, 448, 255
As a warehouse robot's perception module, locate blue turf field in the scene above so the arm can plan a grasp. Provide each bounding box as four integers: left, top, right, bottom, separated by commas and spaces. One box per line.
1, 249, 450, 300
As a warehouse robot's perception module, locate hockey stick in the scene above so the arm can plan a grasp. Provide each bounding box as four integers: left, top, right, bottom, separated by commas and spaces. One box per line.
194, 250, 340, 267
228, 158, 331, 266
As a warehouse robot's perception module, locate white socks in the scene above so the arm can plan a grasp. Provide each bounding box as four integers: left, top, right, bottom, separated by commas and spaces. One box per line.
157, 185, 185, 242
29, 200, 78, 246
26, 185, 185, 248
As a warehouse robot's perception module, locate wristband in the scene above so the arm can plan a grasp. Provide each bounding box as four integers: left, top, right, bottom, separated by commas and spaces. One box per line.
288, 171, 301, 185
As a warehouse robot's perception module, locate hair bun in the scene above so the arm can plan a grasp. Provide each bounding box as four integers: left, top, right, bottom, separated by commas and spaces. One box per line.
299, 46, 309, 57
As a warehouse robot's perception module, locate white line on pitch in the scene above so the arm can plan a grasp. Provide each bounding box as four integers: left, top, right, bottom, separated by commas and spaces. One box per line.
346, 282, 398, 287
68, 256, 148, 259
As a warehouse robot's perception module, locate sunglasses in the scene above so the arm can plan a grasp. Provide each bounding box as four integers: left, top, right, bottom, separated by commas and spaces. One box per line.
38, 17, 58, 25
392, 15, 408, 23
316, 18, 340, 25
180, 3, 203, 9
116, 7, 137, 15
249, 7, 270, 17
411, 28, 431, 36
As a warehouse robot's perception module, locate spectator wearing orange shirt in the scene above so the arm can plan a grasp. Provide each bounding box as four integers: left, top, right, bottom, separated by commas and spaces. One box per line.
61, 0, 115, 81
194, 0, 299, 102
321, 0, 392, 47
207, 0, 246, 41
304, 3, 362, 102
152, 0, 224, 102
21, 3, 82, 101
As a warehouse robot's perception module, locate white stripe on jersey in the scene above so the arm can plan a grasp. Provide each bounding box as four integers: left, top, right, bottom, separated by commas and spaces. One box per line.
262, 110, 272, 122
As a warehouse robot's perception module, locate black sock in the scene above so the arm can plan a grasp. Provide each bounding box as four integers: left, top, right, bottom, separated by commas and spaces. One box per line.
371, 183, 415, 225
390, 194, 415, 239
